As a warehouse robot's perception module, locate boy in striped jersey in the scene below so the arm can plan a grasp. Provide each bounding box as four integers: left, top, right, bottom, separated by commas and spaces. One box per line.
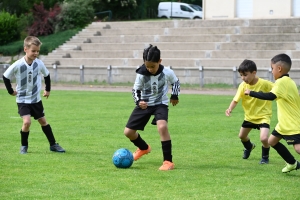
3, 36, 65, 154
124, 45, 180, 170
245, 54, 300, 173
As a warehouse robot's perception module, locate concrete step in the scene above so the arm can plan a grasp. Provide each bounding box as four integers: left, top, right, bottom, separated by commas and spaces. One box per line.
78, 26, 300, 37
54, 42, 300, 51
44, 50, 300, 59
67, 34, 299, 44
42, 57, 300, 69
88, 18, 300, 29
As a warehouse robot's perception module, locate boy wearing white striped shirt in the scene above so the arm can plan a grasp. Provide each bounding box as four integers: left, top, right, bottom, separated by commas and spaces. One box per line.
124, 45, 180, 170
3, 36, 65, 154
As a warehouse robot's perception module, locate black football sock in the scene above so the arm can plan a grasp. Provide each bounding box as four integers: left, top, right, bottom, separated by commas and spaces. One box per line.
262, 146, 270, 159
130, 133, 148, 150
20, 130, 29, 146
272, 142, 296, 164
242, 140, 252, 150
161, 140, 172, 162
42, 124, 56, 146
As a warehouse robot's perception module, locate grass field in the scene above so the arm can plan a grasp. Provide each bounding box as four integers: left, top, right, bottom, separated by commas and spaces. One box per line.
1, 89, 299, 200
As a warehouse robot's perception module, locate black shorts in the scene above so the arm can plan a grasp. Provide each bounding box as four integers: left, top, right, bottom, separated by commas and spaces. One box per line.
241, 120, 270, 130
17, 101, 45, 120
126, 104, 168, 131
272, 130, 300, 145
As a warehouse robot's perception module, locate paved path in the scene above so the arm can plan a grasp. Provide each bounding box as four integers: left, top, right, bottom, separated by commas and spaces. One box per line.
50, 84, 236, 95
0, 84, 236, 95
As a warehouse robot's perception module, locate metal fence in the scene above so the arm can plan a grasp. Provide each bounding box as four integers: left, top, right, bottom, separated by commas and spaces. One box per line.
47, 64, 279, 88
5, 63, 298, 88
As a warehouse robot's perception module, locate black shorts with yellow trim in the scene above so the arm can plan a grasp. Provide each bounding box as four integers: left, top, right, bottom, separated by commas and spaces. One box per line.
272, 130, 300, 145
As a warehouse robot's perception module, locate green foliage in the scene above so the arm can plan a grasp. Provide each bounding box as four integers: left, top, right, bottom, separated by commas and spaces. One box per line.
0, 11, 20, 45
55, 0, 95, 32
1, 89, 300, 199
0, 28, 80, 56
18, 12, 34, 40
0, 0, 65, 17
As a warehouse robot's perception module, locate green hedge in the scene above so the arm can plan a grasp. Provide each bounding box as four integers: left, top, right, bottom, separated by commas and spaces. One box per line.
0, 28, 80, 56
0, 11, 20, 45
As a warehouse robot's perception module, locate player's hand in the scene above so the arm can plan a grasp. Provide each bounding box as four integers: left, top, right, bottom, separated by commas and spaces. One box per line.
11, 91, 17, 96
225, 108, 232, 116
139, 101, 148, 109
43, 91, 50, 99
244, 89, 250, 95
170, 99, 179, 106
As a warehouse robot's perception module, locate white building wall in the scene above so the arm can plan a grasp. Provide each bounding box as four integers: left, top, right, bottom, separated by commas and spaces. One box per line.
203, 0, 297, 19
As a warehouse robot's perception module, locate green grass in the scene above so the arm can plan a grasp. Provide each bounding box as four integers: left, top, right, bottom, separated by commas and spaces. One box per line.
1, 89, 299, 200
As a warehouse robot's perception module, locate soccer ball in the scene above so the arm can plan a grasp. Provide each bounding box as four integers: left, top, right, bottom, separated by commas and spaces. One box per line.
112, 148, 134, 168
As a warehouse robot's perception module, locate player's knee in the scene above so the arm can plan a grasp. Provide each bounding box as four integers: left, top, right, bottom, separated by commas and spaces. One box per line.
260, 136, 268, 143
124, 128, 135, 139
294, 145, 300, 154
23, 121, 31, 129
238, 134, 246, 140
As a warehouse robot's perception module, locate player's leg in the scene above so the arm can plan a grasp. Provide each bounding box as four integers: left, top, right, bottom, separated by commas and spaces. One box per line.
259, 127, 270, 164
291, 134, 300, 154
124, 107, 151, 161
269, 131, 299, 173
156, 119, 174, 170
33, 101, 65, 152
36, 116, 65, 152
18, 103, 31, 154
239, 126, 255, 159
294, 143, 300, 154
154, 105, 174, 170
20, 115, 31, 154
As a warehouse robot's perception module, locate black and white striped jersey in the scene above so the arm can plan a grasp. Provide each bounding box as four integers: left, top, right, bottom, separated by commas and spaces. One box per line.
132, 64, 180, 106
3, 57, 49, 103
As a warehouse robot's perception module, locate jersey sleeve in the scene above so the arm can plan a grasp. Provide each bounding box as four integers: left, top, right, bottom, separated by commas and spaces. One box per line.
3, 63, 16, 80
132, 74, 143, 105
233, 82, 244, 102
167, 68, 180, 97
270, 80, 282, 98
39, 60, 50, 77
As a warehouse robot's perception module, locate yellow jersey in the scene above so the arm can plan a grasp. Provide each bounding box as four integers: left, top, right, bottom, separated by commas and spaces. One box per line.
234, 78, 273, 124
271, 76, 300, 135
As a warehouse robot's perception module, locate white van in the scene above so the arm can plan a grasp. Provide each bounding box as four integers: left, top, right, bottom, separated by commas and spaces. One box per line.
158, 2, 203, 19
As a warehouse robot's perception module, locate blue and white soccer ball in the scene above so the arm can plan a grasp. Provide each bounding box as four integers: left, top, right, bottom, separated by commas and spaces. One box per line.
112, 148, 134, 168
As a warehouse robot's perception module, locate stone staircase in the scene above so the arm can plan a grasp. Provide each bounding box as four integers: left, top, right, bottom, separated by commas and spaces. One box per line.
41, 18, 300, 85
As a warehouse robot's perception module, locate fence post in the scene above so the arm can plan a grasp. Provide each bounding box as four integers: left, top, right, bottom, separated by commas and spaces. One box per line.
107, 65, 112, 84
268, 67, 274, 82
233, 66, 238, 88
80, 65, 84, 84
2, 64, 9, 74
52, 64, 58, 83
199, 66, 204, 88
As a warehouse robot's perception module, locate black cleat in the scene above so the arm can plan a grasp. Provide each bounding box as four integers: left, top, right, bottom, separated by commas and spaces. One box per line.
243, 143, 256, 159
50, 143, 65, 153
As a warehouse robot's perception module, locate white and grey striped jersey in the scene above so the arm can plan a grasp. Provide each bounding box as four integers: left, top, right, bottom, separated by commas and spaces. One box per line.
132, 64, 180, 106
3, 57, 49, 103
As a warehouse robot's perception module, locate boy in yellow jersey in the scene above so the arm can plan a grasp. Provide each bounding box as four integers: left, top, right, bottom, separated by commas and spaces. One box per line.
226, 59, 273, 164
245, 54, 300, 173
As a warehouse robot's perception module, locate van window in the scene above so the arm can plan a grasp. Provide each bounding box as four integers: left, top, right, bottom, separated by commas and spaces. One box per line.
180, 5, 193, 12
190, 4, 202, 11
